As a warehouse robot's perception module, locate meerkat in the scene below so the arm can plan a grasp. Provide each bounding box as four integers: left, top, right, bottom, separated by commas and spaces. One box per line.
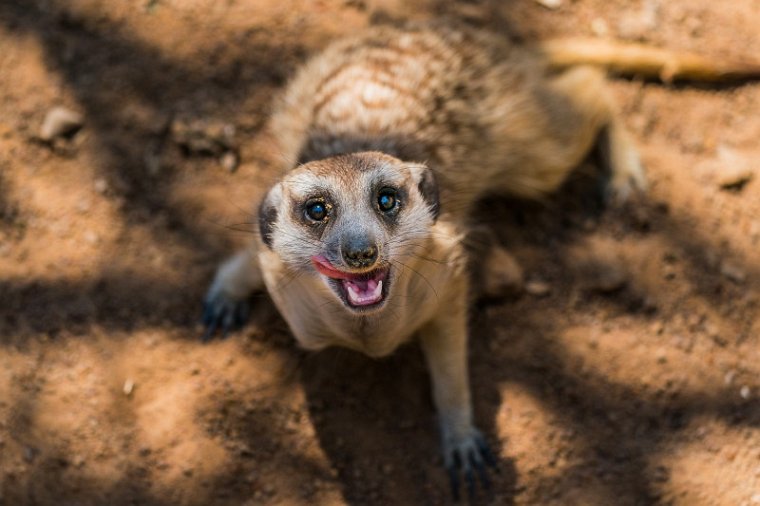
202, 23, 760, 496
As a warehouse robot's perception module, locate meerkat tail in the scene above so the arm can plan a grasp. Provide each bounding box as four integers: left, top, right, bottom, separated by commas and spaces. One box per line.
539, 38, 760, 83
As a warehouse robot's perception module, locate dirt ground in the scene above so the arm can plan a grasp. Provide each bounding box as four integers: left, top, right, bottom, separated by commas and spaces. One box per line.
1, 0, 759, 504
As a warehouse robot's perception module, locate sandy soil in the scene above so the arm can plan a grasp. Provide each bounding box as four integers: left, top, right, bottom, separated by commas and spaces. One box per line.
1, 0, 759, 504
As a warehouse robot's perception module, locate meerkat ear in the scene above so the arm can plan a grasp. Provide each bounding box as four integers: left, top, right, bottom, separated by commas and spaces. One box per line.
258, 184, 282, 249
408, 163, 440, 221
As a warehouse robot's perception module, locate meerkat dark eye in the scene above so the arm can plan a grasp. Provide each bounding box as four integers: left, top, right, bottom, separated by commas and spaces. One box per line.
377, 188, 398, 212
305, 199, 328, 221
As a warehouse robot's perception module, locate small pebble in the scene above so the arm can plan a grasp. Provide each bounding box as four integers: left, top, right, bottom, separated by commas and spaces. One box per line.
701, 146, 756, 191
123, 378, 135, 396
724, 370, 737, 386
525, 280, 551, 297
532, 0, 562, 9
23, 446, 38, 463
39, 106, 83, 141
587, 264, 627, 293
740, 385, 751, 400
220, 151, 239, 172
94, 178, 109, 194
718, 166, 754, 190
617, 0, 659, 40
720, 261, 747, 284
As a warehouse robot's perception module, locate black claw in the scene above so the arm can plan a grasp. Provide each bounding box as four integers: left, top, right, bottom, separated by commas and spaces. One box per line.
448, 467, 461, 502
234, 301, 249, 327
476, 435, 497, 469
202, 319, 218, 343
222, 310, 234, 339
445, 435, 499, 501
201, 295, 252, 342
465, 467, 476, 500
201, 302, 213, 326
471, 452, 491, 491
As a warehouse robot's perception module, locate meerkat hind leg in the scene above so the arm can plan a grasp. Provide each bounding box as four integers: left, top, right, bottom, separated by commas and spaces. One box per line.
202, 247, 263, 341
550, 65, 646, 202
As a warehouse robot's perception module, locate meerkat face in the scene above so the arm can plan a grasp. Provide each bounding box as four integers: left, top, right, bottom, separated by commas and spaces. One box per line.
258, 152, 439, 313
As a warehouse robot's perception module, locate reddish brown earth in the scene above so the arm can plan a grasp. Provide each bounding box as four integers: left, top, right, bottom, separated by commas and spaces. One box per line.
0, 1, 758, 504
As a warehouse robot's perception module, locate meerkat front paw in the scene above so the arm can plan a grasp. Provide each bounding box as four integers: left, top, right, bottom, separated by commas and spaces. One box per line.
201, 288, 250, 341
442, 427, 497, 501
201, 249, 262, 341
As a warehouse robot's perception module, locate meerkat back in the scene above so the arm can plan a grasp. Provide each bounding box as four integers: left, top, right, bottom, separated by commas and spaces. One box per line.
269, 23, 644, 218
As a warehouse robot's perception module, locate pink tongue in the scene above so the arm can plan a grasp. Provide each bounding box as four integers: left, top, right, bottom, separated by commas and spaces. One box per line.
343, 278, 381, 305
347, 279, 370, 292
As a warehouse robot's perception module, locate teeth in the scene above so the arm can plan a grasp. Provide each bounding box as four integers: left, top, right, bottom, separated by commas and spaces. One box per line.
345, 279, 383, 306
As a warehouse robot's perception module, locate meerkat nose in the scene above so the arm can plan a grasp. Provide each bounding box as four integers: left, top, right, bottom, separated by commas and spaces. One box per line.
341, 235, 379, 269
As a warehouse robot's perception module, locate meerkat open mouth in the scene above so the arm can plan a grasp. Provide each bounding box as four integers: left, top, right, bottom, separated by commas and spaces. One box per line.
311, 255, 390, 309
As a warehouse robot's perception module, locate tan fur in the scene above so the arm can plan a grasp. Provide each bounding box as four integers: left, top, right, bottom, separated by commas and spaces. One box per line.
271, 23, 644, 217
205, 23, 646, 482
